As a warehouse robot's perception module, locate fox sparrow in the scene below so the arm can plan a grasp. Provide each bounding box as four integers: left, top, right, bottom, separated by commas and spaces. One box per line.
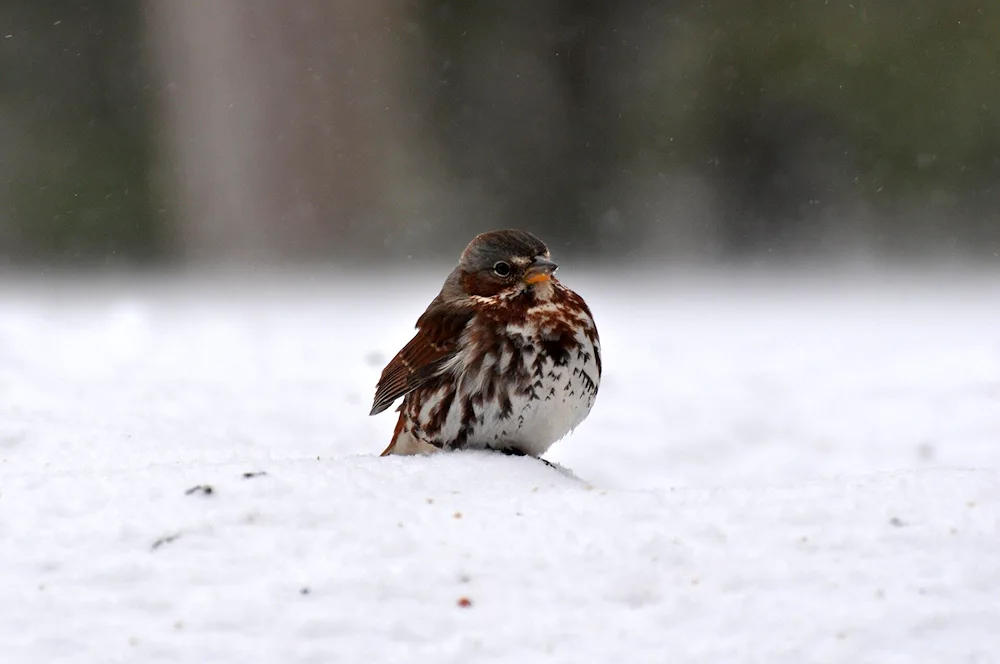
370, 229, 601, 457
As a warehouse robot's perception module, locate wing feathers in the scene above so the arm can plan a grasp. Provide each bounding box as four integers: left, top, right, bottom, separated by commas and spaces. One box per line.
369, 303, 472, 415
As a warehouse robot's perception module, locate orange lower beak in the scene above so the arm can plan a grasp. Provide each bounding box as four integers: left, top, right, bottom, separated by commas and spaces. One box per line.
523, 272, 551, 285
523, 256, 558, 284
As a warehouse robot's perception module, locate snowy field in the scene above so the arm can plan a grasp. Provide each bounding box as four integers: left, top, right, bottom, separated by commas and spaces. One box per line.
1, 266, 999, 663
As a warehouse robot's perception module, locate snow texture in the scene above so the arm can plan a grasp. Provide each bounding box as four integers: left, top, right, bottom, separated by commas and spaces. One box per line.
1, 268, 999, 663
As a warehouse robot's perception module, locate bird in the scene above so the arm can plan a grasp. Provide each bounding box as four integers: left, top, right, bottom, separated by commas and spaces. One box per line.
370, 229, 601, 457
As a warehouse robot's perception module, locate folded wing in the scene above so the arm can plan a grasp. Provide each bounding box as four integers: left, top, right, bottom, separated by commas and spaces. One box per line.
370, 303, 473, 415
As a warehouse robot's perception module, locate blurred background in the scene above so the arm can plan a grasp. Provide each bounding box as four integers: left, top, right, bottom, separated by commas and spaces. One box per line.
1, 0, 999, 265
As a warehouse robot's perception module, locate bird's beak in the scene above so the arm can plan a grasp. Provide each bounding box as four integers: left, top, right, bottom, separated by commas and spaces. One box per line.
523, 256, 558, 284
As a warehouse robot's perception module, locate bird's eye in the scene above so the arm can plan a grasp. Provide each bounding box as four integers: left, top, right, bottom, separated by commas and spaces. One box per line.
493, 261, 512, 277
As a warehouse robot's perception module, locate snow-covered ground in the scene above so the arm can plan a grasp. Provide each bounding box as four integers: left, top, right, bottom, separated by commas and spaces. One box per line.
1, 267, 999, 663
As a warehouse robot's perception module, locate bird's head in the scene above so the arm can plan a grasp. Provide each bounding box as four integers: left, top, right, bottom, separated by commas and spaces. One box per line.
442, 229, 558, 302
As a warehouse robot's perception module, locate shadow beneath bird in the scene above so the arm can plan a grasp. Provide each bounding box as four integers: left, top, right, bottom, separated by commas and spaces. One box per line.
497, 447, 588, 484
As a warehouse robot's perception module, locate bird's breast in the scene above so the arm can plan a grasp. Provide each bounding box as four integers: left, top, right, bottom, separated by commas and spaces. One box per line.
453, 299, 600, 455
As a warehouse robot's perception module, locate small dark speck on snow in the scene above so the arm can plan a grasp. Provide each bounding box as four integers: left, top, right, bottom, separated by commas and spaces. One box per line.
151, 533, 182, 551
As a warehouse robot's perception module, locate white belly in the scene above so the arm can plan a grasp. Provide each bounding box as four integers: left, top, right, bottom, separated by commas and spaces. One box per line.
443, 307, 601, 456
475, 327, 598, 455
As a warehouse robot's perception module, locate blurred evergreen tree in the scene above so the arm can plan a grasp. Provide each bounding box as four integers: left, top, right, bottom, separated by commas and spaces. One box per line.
672, 0, 1000, 251
701, 3, 999, 181
0, 0, 158, 262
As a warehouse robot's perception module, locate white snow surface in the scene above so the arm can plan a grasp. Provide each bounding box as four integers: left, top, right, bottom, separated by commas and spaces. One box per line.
1, 267, 999, 663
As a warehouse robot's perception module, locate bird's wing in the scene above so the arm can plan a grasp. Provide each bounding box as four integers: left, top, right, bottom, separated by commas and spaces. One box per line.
370, 303, 473, 416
